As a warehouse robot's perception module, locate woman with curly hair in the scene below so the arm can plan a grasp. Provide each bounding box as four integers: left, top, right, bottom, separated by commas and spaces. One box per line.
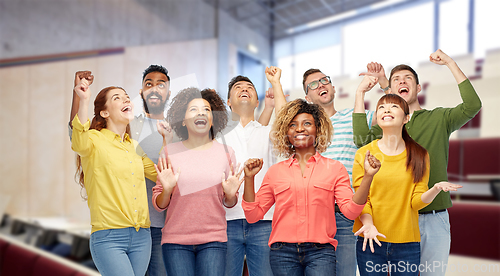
241, 99, 381, 275
152, 87, 243, 276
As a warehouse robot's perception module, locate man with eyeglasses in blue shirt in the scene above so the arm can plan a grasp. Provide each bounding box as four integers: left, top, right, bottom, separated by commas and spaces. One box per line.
302, 68, 376, 276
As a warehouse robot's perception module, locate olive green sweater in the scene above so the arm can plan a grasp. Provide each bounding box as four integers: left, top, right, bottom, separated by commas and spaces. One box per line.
352, 79, 481, 212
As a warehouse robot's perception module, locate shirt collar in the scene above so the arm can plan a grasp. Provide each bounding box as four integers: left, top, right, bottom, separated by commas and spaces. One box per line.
285, 151, 321, 167
100, 128, 132, 143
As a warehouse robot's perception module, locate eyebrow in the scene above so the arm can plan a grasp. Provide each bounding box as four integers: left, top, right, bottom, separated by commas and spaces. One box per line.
144, 79, 166, 83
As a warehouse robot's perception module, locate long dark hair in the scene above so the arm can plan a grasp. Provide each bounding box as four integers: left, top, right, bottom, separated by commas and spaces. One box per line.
377, 94, 428, 183
75, 86, 131, 199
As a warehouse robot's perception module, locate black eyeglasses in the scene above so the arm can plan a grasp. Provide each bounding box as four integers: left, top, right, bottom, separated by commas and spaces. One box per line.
306, 76, 331, 94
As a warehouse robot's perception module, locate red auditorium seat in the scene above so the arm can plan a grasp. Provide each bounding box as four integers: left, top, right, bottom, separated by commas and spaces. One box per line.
448, 202, 500, 260
1, 243, 39, 276
0, 239, 9, 273
33, 255, 78, 276
462, 138, 500, 177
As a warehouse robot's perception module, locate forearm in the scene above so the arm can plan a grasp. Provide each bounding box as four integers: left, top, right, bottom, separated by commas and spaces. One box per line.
447, 60, 467, 84
378, 76, 389, 92
69, 90, 80, 128
243, 176, 256, 202
271, 81, 286, 114
352, 175, 373, 205
257, 106, 273, 126
155, 187, 174, 209
354, 91, 367, 113
421, 186, 440, 204
77, 99, 89, 124
359, 213, 374, 226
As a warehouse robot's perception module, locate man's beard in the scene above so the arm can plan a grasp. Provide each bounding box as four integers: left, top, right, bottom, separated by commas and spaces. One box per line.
142, 92, 167, 116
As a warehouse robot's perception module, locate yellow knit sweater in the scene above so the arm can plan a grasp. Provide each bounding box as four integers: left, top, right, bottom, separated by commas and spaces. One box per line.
352, 140, 430, 243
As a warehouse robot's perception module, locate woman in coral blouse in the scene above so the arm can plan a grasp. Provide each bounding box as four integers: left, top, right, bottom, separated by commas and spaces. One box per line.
242, 99, 381, 276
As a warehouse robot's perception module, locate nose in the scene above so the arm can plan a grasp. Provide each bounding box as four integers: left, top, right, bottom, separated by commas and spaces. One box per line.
296, 124, 305, 132
124, 97, 130, 104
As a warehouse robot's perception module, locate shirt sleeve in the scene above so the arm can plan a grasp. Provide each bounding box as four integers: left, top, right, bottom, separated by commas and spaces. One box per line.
152, 147, 168, 212
135, 142, 157, 183
242, 171, 276, 223
71, 114, 94, 157
352, 113, 382, 148
352, 147, 373, 217
445, 79, 482, 133
412, 154, 431, 211
335, 161, 365, 220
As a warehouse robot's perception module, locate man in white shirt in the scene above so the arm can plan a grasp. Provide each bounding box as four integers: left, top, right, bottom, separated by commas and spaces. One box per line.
218, 67, 286, 276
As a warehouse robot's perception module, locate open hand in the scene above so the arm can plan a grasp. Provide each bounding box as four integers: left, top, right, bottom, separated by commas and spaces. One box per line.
244, 158, 263, 178
433, 181, 463, 192
354, 224, 386, 253
155, 156, 180, 190
222, 163, 244, 197
364, 150, 381, 176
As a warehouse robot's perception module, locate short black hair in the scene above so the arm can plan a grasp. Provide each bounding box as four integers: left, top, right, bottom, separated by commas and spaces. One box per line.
227, 75, 254, 100
142, 65, 170, 82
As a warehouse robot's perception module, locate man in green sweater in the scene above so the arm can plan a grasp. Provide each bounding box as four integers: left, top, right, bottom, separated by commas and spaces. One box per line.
352, 49, 481, 276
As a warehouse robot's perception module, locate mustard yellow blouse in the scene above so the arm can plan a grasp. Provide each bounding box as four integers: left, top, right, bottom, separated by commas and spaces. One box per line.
71, 115, 157, 233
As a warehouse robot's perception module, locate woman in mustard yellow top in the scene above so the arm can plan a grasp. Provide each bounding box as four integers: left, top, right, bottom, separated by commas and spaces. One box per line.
71, 77, 163, 276
352, 94, 462, 276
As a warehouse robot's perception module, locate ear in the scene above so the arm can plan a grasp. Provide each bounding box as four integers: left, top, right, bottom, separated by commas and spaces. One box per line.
227, 99, 231, 108
139, 89, 143, 96
305, 95, 311, 103
182, 120, 186, 127
255, 99, 259, 109
100, 110, 109, 119
403, 114, 410, 124
416, 84, 422, 94
167, 90, 171, 99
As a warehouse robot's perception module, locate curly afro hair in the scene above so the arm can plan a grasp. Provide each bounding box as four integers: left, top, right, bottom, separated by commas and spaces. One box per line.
167, 87, 228, 141
271, 99, 333, 158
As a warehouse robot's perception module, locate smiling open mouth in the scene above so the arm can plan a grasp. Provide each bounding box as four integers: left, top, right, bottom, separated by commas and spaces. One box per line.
399, 88, 409, 94
121, 106, 132, 112
194, 118, 207, 125
319, 90, 327, 96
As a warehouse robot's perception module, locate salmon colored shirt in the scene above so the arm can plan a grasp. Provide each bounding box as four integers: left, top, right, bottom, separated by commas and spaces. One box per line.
242, 152, 365, 248
71, 115, 156, 233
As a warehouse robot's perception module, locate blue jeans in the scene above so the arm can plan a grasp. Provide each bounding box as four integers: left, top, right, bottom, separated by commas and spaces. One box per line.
225, 219, 273, 276
334, 212, 357, 276
90, 227, 152, 276
162, 241, 227, 276
269, 242, 336, 276
146, 227, 166, 276
356, 237, 420, 276
419, 210, 451, 276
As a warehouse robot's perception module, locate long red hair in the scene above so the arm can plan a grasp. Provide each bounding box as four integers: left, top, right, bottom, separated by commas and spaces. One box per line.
75, 86, 131, 199
377, 94, 428, 183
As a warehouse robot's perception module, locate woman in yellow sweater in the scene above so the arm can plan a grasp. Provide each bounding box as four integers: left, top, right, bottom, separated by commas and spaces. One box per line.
352, 94, 462, 276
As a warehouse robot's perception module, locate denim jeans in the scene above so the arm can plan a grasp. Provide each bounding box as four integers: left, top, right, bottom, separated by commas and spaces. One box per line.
334, 212, 357, 276
225, 219, 273, 276
146, 227, 166, 276
419, 210, 451, 276
269, 242, 336, 276
162, 241, 227, 276
90, 227, 152, 276
356, 237, 420, 276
